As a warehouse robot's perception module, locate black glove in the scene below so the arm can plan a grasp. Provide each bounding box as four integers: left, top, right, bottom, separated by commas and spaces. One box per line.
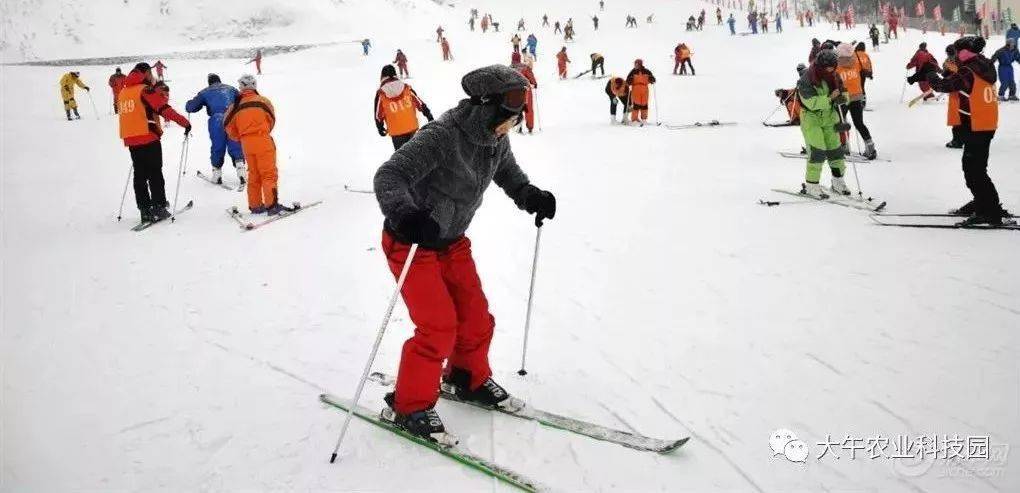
395, 209, 441, 245
523, 186, 556, 226
84, 86, 90, 91
184, 124, 192, 136
906, 73, 919, 85
375, 120, 387, 136
835, 121, 852, 132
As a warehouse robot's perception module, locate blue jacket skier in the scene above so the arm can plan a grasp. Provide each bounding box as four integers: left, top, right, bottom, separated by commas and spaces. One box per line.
185, 73, 246, 184
526, 34, 538, 56
1007, 23, 1019, 43
992, 39, 1019, 100
775, 13, 782, 33
727, 14, 736, 35
362, 38, 372, 56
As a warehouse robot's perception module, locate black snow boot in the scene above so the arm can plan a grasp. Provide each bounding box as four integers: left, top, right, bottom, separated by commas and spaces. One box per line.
949, 200, 976, 216
151, 205, 172, 222
945, 139, 964, 149
139, 208, 156, 223
443, 368, 510, 407
383, 392, 446, 439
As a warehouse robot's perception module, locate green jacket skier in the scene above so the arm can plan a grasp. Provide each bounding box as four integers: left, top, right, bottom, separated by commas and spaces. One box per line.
796, 49, 850, 198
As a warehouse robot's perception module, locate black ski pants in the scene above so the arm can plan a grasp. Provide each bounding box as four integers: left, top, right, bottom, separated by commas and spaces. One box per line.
128, 140, 168, 211
961, 129, 1001, 216
841, 100, 872, 141
391, 131, 416, 150
591, 58, 605, 77
609, 94, 629, 117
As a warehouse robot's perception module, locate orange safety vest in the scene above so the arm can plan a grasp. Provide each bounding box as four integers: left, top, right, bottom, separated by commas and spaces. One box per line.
836, 65, 863, 98
118, 85, 160, 142
379, 85, 420, 137
959, 67, 998, 131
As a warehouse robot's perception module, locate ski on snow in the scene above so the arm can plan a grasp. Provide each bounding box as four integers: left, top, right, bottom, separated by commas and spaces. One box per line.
664, 120, 736, 130
778, 151, 881, 164
368, 371, 690, 454
768, 186, 887, 212
869, 214, 1019, 230
131, 200, 194, 231
226, 200, 322, 231
196, 170, 244, 192
343, 184, 373, 194
319, 393, 540, 493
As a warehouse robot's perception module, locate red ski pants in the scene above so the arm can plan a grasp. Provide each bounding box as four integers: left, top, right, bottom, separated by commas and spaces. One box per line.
382, 231, 494, 414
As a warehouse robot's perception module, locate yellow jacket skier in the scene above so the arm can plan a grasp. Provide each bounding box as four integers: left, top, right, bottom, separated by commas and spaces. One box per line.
59, 71, 90, 120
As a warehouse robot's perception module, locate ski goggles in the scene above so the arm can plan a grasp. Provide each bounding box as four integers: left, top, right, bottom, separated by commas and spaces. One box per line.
499, 88, 528, 113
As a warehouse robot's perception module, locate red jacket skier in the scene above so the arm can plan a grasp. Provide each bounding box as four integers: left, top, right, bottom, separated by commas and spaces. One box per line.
153, 60, 167, 80
393, 50, 409, 78
440, 37, 452, 61
556, 47, 570, 79
513, 62, 538, 133
108, 67, 127, 113
906, 43, 939, 100
248, 49, 263, 75
116, 62, 191, 222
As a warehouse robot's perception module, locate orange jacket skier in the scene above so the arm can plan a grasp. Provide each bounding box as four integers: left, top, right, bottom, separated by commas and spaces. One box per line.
225, 75, 285, 214
626, 59, 656, 123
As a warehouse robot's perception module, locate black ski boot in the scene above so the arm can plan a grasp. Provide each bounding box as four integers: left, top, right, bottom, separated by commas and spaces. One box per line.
443, 368, 511, 408
151, 205, 172, 222
948, 200, 976, 216
382, 392, 450, 442
266, 202, 296, 216
945, 139, 964, 149
139, 208, 156, 223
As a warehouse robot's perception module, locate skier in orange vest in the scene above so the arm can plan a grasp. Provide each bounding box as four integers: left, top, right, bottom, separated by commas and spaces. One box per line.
375, 65, 434, 150
625, 59, 656, 124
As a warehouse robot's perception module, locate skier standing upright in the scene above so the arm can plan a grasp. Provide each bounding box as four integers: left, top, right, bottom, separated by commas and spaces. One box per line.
526, 34, 538, 56
224, 75, 287, 215
926, 37, 1012, 226
153, 60, 167, 80
374, 65, 434, 150
185, 73, 247, 185
625, 59, 656, 124
513, 60, 538, 133
991, 39, 1019, 100
727, 14, 736, 35
59, 71, 89, 120
906, 42, 939, 101
556, 46, 571, 79
835, 44, 877, 159
362, 39, 372, 56
394, 50, 410, 78
247, 49, 263, 75
108, 68, 126, 114
795, 50, 850, 198
371, 65, 556, 438
942, 45, 965, 148
116, 62, 192, 222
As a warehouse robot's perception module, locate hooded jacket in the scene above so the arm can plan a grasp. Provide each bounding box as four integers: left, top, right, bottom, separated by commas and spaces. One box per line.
118, 69, 189, 147
374, 68, 536, 249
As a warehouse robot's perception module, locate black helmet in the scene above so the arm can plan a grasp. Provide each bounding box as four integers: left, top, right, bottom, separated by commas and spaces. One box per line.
207, 73, 221, 85
919, 42, 927, 50
816, 49, 838, 68
945, 44, 957, 56
380, 64, 397, 79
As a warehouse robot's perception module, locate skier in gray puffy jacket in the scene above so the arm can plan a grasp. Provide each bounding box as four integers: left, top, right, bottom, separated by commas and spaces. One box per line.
372, 65, 556, 439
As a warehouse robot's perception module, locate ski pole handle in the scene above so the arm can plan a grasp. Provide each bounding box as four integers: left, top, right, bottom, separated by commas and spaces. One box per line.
330, 243, 418, 463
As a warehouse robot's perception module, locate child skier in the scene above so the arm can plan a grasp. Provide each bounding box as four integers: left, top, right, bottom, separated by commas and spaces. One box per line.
393, 50, 410, 78
991, 39, 1019, 101
185, 73, 248, 185
795, 50, 850, 198
372, 65, 556, 439
906, 43, 939, 101
59, 71, 89, 120
116, 63, 192, 222
224, 75, 286, 215
374, 65, 434, 150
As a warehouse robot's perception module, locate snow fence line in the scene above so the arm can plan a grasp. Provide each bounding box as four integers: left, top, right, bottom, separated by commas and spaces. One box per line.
2, 40, 359, 67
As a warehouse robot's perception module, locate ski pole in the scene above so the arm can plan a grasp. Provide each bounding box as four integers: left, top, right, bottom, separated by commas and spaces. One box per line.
181, 114, 192, 175
517, 225, 543, 376
87, 91, 100, 120
116, 163, 133, 221
330, 243, 419, 463
899, 70, 909, 103
652, 83, 661, 125
534, 88, 542, 132
760, 102, 784, 125
170, 135, 190, 222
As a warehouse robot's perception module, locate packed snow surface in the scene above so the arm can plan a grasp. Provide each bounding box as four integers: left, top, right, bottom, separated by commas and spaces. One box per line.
2, 0, 1018, 491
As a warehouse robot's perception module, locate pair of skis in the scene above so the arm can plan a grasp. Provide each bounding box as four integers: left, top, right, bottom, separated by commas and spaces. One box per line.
321, 372, 690, 491
778, 151, 889, 164
664, 120, 736, 130
764, 185, 887, 212
196, 170, 245, 192
871, 213, 1019, 230
130, 200, 194, 232
226, 200, 323, 231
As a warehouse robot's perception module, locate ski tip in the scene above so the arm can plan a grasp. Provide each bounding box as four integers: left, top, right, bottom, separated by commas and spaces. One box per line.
658, 436, 692, 454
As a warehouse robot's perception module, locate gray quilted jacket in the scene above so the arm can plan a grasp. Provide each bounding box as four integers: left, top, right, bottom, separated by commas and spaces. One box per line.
374, 98, 535, 249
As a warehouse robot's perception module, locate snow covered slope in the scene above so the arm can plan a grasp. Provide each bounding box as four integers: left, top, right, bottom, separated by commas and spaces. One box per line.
2, 0, 1018, 491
